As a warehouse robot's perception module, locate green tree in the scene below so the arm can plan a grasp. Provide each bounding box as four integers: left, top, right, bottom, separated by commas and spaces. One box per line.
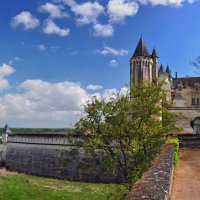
75, 81, 178, 183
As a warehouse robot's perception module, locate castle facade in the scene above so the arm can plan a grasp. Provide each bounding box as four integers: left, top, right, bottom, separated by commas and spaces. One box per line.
130, 37, 200, 109
130, 37, 200, 132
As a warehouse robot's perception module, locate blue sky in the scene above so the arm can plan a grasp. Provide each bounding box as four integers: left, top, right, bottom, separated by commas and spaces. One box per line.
0, 0, 199, 128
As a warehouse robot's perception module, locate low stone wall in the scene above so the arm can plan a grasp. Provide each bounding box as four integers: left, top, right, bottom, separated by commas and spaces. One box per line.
125, 144, 175, 200
5, 134, 124, 183
178, 134, 200, 148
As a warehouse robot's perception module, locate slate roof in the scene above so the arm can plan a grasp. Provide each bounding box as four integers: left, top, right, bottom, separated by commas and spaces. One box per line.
166, 65, 172, 77
152, 47, 158, 58
3, 124, 12, 134
173, 77, 200, 88
159, 64, 164, 73
130, 37, 150, 60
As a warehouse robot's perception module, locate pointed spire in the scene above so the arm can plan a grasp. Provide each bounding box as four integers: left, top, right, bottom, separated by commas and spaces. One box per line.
131, 36, 150, 59
166, 64, 172, 77
159, 64, 164, 73
166, 64, 170, 73
3, 123, 12, 134
152, 47, 158, 58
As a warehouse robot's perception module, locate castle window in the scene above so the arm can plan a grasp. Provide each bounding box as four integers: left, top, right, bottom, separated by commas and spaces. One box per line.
192, 98, 195, 105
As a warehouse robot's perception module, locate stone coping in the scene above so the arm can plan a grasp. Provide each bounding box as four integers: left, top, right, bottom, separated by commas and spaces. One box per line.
125, 144, 175, 200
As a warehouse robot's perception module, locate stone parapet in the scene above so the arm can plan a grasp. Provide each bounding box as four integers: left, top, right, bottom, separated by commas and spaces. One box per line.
125, 144, 175, 200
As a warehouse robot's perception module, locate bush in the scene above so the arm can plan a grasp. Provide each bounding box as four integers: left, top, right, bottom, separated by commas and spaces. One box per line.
166, 137, 179, 165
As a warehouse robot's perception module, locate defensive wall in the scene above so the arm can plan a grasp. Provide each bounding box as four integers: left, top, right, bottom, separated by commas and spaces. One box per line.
3, 133, 124, 183
0, 145, 3, 167
1, 132, 189, 200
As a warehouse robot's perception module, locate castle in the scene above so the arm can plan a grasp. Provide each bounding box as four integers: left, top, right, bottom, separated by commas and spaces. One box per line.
130, 37, 200, 131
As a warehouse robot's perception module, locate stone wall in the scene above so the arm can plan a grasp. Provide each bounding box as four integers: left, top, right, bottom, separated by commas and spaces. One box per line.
169, 107, 200, 133
125, 144, 175, 200
0, 145, 3, 167
178, 134, 200, 148
5, 134, 124, 183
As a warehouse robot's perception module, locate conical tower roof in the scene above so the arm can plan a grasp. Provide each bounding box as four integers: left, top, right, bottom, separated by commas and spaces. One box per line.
159, 64, 164, 73
166, 65, 170, 73
166, 64, 172, 77
3, 123, 12, 134
152, 47, 158, 58
130, 37, 150, 60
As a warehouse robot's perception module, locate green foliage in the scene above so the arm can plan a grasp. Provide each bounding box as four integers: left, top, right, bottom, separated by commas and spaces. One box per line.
166, 137, 179, 165
75, 81, 178, 183
0, 174, 127, 200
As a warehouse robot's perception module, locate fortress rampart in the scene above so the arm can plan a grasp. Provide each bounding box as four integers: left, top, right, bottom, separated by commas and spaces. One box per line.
2, 133, 124, 183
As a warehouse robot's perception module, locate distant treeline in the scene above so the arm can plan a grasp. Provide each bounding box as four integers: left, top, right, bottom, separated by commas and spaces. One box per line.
0, 128, 75, 135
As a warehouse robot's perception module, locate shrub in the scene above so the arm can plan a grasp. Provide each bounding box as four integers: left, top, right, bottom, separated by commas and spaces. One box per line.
166, 137, 179, 165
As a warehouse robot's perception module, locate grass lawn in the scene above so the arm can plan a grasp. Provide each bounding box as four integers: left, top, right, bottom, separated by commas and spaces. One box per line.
0, 173, 128, 200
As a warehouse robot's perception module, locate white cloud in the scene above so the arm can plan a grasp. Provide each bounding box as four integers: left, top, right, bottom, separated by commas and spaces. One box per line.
36, 44, 46, 51
50, 46, 59, 52
86, 84, 103, 90
103, 87, 128, 100
137, 0, 192, 6
0, 64, 15, 91
96, 45, 128, 56
20, 80, 88, 111
107, 0, 138, 23
11, 11, 40, 30
93, 23, 114, 37
59, 0, 77, 7
109, 59, 118, 67
8, 57, 23, 65
43, 19, 70, 37
64, 0, 104, 25
0, 79, 89, 127
38, 2, 69, 18
0, 72, 129, 127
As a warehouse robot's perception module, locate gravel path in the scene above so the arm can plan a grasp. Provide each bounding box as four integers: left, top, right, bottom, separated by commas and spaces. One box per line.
170, 148, 200, 200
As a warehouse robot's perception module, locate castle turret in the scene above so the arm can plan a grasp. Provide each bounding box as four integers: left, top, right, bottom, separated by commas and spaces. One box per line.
159, 64, 164, 74
151, 47, 158, 83
166, 64, 172, 81
2, 124, 13, 162
130, 37, 153, 85
2, 124, 12, 143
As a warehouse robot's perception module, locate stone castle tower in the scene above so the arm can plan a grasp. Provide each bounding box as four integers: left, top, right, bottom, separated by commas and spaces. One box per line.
130, 37, 171, 85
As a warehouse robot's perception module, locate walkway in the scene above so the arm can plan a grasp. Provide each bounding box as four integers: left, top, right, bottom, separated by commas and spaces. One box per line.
170, 148, 200, 200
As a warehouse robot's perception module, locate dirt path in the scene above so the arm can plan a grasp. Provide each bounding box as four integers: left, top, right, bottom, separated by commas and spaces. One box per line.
170, 148, 200, 200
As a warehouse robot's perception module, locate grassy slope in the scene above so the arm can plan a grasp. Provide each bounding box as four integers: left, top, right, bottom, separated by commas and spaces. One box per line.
0, 174, 127, 200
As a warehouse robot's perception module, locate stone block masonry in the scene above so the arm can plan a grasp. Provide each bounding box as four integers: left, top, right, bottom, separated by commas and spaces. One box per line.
0, 145, 3, 167
125, 144, 175, 200
4, 134, 124, 183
